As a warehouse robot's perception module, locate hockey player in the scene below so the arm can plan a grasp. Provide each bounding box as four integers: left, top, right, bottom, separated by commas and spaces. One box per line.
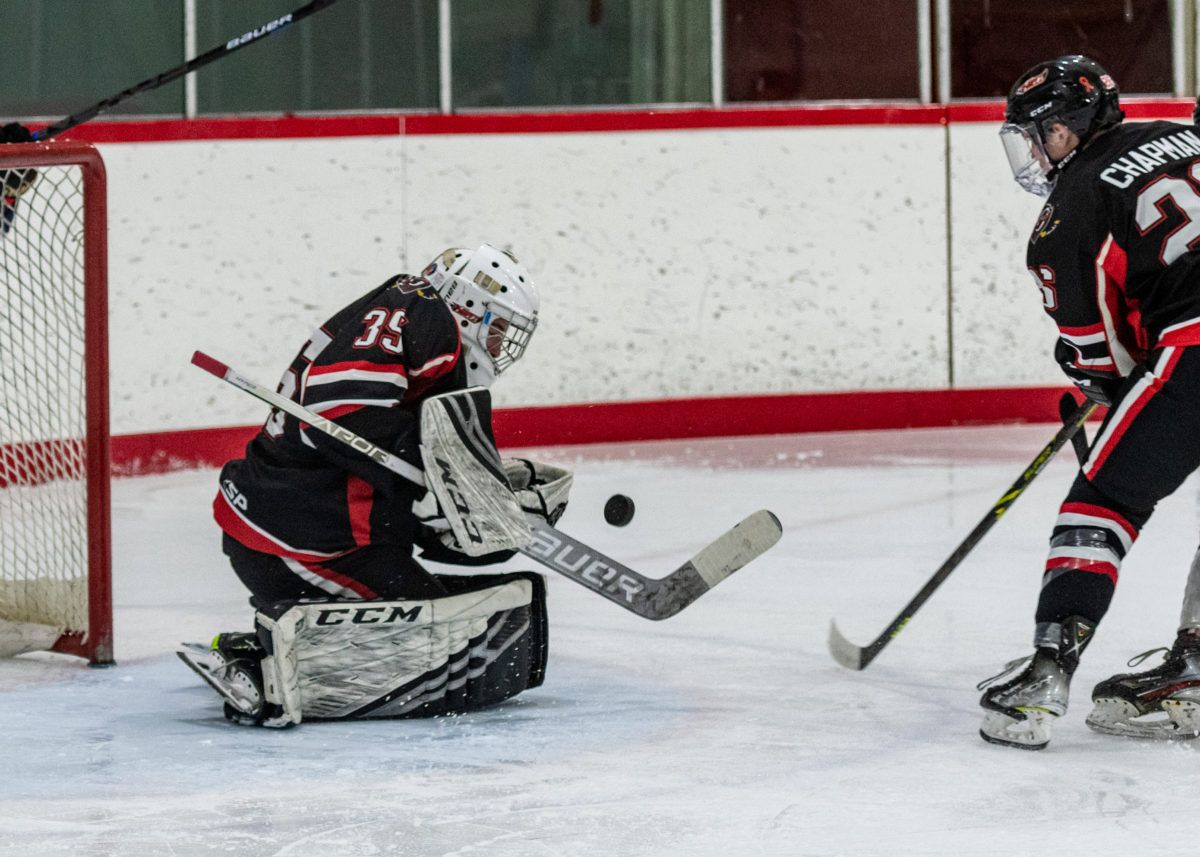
0, 123, 31, 142
183, 244, 571, 726
977, 56, 1200, 749
1, 122, 37, 235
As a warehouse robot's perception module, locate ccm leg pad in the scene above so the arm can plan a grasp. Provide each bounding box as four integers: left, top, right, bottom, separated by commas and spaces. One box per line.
256, 570, 547, 723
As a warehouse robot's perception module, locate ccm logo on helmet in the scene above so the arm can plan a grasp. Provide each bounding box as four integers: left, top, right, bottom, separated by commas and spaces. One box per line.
314, 605, 423, 626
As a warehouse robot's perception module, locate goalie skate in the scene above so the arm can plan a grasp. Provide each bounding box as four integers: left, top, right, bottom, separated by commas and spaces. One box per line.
177, 633, 267, 723
1085, 630, 1200, 740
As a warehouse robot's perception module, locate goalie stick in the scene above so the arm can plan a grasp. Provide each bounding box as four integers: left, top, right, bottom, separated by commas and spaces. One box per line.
827, 396, 1098, 670
191, 351, 782, 620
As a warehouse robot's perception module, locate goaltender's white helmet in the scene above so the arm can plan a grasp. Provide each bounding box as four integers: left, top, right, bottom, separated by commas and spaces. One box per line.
422, 244, 539, 388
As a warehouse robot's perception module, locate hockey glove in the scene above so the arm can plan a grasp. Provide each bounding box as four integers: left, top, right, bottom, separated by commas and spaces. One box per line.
503, 458, 573, 525
1, 125, 38, 237
1055, 339, 1121, 407
0, 123, 32, 144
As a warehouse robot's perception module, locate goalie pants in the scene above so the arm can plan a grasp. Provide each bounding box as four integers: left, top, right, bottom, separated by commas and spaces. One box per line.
1036, 346, 1200, 632
223, 534, 448, 609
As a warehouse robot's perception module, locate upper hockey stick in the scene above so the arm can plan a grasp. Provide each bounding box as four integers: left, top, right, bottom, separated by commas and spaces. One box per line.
828, 397, 1098, 670
191, 351, 782, 620
32, 0, 345, 141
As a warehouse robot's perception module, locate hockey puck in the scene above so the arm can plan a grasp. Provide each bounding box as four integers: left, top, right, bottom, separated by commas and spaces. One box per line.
603, 494, 636, 527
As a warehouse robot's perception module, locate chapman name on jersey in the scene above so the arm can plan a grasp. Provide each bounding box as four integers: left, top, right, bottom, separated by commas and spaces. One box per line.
1099, 127, 1200, 189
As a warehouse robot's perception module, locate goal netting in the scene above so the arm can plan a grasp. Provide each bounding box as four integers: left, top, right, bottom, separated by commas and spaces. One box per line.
0, 142, 111, 664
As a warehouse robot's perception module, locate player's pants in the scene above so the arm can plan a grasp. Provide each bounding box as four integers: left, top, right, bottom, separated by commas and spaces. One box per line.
1036, 345, 1200, 631
223, 534, 447, 609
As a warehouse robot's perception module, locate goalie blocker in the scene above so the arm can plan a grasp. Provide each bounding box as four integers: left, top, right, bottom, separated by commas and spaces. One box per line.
180, 570, 547, 726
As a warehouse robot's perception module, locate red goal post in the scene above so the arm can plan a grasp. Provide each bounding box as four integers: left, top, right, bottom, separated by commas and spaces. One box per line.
0, 141, 112, 665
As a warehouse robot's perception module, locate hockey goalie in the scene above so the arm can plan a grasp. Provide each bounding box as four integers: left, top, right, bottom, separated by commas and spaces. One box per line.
179, 245, 571, 727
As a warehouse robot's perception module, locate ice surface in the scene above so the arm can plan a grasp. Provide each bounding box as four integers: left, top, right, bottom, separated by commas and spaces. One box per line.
4, 425, 1200, 856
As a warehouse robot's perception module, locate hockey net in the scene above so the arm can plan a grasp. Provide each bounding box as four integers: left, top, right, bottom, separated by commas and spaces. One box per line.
0, 142, 111, 664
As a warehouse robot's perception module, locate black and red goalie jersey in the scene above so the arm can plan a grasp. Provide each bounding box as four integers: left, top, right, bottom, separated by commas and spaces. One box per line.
1029, 121, 1200, 383
213, 274, 463, 564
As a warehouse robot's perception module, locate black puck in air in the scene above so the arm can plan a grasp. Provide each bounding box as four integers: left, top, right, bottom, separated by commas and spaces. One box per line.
603, 494, 636, 527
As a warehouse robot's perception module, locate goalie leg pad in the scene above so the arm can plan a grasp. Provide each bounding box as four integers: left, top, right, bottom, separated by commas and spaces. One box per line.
255, 571, 547, 722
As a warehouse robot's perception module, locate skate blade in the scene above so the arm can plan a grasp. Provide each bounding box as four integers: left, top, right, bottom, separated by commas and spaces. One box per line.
176, 645, 261, 717
979, 708, 1053, 750
1163, 699, 1200, 736
1086, 697, 1200, 740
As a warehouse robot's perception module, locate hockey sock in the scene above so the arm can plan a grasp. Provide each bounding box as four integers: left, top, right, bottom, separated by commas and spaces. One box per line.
1035, 475, 1150, 629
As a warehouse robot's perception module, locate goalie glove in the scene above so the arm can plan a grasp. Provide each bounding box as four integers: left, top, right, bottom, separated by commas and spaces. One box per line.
504, 458, 572, 525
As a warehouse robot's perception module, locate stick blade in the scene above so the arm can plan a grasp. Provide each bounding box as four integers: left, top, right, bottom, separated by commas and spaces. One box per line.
828, 619, 866, 671
689, 510, 782, 589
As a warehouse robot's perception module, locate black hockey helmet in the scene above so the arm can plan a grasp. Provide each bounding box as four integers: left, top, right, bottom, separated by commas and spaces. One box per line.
1000, 55, 1124, 197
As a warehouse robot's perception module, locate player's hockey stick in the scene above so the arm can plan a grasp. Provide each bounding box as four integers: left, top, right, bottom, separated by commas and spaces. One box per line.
191, 351, 782, 620
32, 0, 345, 141
1057, 391, 1091, 466
828, 397, 1098, 670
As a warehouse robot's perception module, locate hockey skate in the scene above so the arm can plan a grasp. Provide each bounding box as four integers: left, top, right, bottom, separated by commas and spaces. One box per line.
1086, 629, 1200, 740
177, 632, 275, 725
977, 617, 1094, 750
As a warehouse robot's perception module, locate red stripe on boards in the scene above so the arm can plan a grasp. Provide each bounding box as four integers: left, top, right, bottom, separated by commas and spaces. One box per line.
50, 105, 945, 144
108, 386, 1085, 477
39, 98, 1193, 145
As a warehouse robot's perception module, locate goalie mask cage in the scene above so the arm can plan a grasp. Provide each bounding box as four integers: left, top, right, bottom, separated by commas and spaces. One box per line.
0, 142, 112, 665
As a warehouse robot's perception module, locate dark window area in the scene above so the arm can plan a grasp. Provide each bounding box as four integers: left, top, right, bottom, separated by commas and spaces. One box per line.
724, 0, 920, 101
951, 0, 1172, 98
0, 0, 1184, 119
195, 0, 438, 114
452, 0, 710, 108
0, 0, 184, 118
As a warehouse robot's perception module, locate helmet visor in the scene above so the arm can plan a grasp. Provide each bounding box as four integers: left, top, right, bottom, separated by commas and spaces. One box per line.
1000, 121, 1055, 198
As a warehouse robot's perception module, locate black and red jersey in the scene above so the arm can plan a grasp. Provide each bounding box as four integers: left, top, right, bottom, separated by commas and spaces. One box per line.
1028, 121, 1200, 381
213, 274, 465, 563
